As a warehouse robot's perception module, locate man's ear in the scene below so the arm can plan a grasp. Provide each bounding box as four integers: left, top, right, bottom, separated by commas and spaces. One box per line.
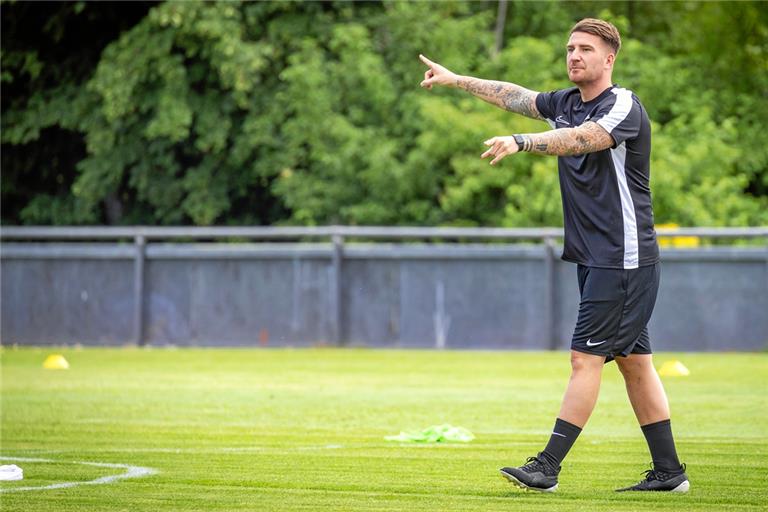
605, 52, 615, 70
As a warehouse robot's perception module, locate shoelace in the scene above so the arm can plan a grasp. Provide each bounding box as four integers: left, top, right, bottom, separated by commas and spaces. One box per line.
642, 468, 661, 481
641, 462, 686, 482
522, 456, 545, 472
522, 456, 558, 475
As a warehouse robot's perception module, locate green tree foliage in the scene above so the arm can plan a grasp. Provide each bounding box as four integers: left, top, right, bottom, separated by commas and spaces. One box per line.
2, 1, 766, 227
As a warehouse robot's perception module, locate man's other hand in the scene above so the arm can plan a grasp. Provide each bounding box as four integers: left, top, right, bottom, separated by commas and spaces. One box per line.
419, 54, 457, 89
481, 136, 520, 165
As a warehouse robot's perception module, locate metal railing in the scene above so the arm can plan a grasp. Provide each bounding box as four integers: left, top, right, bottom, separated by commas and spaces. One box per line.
2, 225, 768, 241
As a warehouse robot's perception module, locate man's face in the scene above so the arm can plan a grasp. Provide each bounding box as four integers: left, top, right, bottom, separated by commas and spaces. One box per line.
566, 31, 614, 85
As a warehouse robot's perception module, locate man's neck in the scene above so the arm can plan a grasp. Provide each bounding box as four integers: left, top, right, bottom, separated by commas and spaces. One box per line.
578, 79, 613, 102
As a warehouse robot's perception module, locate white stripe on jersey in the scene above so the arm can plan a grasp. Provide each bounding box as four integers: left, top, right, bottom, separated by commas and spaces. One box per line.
609, 142, 639, 269
595, 88, 633, 134
597, 87, 639, 268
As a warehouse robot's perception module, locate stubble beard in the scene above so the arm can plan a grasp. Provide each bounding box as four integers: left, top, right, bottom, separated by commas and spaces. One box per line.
569, 68, 599, 87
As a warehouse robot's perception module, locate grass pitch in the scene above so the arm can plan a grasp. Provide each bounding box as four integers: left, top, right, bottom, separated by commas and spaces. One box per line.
1, 348, 766, 511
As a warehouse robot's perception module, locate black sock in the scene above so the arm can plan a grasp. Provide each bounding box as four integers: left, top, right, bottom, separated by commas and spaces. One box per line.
641, 419, 682, 473
540, 418, 582, 468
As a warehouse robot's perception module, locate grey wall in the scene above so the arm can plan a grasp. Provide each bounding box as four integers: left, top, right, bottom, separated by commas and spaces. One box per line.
2, 242, 767, 351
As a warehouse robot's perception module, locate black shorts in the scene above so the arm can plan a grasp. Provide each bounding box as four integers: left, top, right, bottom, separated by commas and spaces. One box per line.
571, 262, 660, 362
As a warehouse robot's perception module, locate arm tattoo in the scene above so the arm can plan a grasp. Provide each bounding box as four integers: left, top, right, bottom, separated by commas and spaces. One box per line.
456, 77, 543, 120
519, 122, 614, 156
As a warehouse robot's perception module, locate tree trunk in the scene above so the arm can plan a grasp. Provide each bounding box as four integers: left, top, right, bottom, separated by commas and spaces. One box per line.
494, 0, 508, 56
104, 193, 123, 225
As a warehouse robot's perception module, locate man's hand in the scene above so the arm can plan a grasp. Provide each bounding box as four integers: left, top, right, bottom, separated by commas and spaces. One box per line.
481, 136, 520, 165
419, 54, 458, 89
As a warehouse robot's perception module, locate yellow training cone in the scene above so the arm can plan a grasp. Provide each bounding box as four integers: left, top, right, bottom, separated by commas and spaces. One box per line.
657, 360, 689, 377
43, 354, 70, 370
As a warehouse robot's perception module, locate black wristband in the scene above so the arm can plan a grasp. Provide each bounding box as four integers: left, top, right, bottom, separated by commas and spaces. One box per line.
513, 134, 526, 151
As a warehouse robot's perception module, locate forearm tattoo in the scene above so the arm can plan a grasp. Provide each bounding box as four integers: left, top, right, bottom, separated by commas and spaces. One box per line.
456, 77, 543, 120
520, 122, 614, 156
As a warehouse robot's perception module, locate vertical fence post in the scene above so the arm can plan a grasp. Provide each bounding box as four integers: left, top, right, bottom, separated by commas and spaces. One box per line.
765, 248, 768, 288
331, 234, 344, 346
544, 236, 558, 350
134, 235, 146, 346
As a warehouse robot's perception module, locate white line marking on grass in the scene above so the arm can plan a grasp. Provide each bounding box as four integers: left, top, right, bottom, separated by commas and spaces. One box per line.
22, 445, 350, 455
0, 456, 158, 493
295, 444, 345, 451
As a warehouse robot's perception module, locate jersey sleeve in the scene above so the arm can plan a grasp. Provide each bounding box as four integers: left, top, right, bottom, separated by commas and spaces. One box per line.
535, 91, 558, 122
536, 88, 576, 127
592, 89, 641, 146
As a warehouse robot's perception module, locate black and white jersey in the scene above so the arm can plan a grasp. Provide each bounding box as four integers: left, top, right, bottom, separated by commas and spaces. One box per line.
536, 86, 659, 269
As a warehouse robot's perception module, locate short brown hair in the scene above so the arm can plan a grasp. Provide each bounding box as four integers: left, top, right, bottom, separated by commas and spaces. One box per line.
570, 18, 621, 55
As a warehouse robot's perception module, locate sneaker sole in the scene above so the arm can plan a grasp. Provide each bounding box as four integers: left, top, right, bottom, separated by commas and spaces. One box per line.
500, 469, 558, 493
616, 479, 690, 493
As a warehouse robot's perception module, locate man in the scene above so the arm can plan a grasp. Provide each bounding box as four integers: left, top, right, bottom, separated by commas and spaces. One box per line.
419, 18, 689, 493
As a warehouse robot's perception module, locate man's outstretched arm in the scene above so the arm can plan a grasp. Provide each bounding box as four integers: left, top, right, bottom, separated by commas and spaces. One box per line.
481, 122, 615, 165
419, 54, 544, 121
455, 76, 543, 120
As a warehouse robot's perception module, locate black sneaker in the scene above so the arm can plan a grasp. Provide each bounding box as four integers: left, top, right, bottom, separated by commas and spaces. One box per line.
616, 463, 690, 492
500, 453, 560, 493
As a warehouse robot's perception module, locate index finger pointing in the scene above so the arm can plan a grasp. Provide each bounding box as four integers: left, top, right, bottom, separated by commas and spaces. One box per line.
419, 54, 435, 67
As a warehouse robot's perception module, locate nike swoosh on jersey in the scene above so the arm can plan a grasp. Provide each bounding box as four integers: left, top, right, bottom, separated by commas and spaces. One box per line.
586, 339, 608, 347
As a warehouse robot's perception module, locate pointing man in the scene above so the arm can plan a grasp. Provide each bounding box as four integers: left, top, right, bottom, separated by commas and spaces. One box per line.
420, 18, 688, 493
